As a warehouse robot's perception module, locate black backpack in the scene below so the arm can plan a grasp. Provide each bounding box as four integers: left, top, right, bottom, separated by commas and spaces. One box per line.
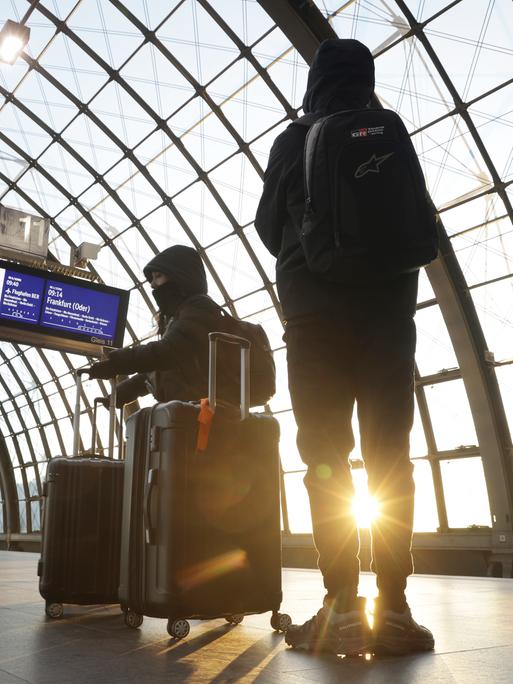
296, 108, 439, 283
211, 302, 276, 408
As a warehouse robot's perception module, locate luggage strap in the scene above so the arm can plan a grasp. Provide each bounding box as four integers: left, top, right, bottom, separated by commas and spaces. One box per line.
196, 398, 214, 452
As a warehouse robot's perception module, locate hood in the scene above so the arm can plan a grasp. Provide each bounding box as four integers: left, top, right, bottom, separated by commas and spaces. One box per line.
303, 39, 375, 115
143, 245, 208, 296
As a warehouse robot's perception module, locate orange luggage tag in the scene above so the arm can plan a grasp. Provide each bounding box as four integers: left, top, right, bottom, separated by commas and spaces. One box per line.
196, 398, 215, 452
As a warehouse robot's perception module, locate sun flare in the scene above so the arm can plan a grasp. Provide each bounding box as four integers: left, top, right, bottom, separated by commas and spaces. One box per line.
352, 492, 380, 528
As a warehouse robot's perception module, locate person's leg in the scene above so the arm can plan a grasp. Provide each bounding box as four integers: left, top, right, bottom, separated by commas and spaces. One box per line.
283, 319, 372, 653
357, 314, 433, 654
287, 319, 359, 605
357, 315, 416, 608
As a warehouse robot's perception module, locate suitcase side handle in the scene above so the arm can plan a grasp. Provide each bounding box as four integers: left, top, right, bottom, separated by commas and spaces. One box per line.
143, 468, 158, 545
208, 331, 250, 421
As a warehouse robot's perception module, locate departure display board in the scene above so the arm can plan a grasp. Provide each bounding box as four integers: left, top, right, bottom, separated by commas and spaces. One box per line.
0, 270, 45, 324
0, 260, 129, 356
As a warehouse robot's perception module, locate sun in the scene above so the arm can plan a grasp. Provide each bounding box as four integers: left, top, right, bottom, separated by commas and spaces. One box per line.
352, 491, 380, 528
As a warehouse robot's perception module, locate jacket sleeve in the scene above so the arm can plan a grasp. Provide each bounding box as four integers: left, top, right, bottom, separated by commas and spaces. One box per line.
97, 303, 212, 376
115, 373, 149, 407
255, 130, 295, 257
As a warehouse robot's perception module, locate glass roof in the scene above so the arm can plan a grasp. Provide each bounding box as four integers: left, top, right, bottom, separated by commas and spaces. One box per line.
0, 0, 511, 537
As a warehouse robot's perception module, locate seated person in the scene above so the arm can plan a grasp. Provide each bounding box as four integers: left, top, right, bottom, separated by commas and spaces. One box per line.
88, 245, 225, 406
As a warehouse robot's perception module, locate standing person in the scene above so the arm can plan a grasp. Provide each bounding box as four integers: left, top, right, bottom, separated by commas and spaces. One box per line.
88, 245, 221, 404
255, 39, 435, 656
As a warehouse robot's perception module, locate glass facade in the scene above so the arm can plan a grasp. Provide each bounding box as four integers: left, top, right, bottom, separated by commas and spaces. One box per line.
0, 0, 511, 539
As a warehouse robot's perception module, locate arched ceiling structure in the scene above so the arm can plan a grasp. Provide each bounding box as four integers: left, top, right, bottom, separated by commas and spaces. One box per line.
0, 0, 511, 564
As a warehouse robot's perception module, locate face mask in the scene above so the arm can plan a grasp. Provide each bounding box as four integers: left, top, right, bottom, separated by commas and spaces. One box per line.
152, 280, 186, 317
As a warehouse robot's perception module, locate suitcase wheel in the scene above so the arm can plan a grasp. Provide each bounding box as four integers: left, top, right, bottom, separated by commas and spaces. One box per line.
45, 601, 64, 619
167, 619, 190, 639
124, 610, 144, 629
270, 612, 292, 632
225, 614, 244, 625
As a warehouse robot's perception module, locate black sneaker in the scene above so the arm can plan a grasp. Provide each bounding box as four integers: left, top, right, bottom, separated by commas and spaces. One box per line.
284, 597, 373, 655
373, 602, 434, 656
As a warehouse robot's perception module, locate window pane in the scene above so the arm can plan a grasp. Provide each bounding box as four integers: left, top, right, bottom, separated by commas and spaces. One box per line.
284, 471, 311, 534
471, 279, 513, 364
25, 466, 38, 497
206, 234, 263, 300
424, 380, 478, 451
155, 2, 237, 88
208, 153, 264, 227
426, 0, 513, 102
413, 460, 439, 533
278, 410, 301, 472
19, 500, 27, 533
441, 457, 492, 528
268, 348, 290, 413
410, 398, 429, 458
416, 305, 458, 377
452, 218, 513, 288
31, 500, 42, 532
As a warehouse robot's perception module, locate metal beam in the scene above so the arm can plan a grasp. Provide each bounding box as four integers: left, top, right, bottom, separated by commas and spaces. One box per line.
256, 0, 336, 65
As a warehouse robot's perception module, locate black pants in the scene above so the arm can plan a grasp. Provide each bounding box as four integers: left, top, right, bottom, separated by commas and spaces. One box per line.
285, 312, 416, 610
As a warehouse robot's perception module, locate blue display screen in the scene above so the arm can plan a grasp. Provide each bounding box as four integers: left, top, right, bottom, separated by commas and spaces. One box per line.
0, 269, 45, 324
41, 280, 120, 341
0, 262, 129, 350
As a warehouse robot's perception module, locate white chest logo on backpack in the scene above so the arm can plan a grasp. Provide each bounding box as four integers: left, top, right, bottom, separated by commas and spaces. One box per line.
354, 152, 394, 179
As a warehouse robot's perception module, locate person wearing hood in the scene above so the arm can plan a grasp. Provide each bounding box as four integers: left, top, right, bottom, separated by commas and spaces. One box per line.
255, 40, 433, 656
87, 245, 222, 407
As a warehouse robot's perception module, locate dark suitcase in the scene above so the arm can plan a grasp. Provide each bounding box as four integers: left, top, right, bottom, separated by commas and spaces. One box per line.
119, 332, 291, 638
38, 370, 124, 618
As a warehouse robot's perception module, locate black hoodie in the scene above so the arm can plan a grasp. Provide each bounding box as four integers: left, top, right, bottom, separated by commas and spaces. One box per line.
143, 244, 208, 322
303, 39, 374, 115
88, 245, 222, 404
255, 39, 418, 322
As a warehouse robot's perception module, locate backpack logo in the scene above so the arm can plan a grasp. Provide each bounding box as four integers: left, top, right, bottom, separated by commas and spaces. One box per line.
351, 126, 385, 138
354, 152, 394, 179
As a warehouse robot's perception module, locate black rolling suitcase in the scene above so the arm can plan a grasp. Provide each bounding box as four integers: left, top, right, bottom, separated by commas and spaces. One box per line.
38, 369, 124, 618
119, 332, 290, 638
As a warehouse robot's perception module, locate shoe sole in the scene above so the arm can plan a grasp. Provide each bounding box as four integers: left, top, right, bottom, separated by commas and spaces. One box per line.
285, 634, 374, 656
373, 637, 435, 656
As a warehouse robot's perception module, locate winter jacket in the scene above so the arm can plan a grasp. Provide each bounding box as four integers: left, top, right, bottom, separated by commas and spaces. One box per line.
93, 294, 223, 404
255, 39, 418, 322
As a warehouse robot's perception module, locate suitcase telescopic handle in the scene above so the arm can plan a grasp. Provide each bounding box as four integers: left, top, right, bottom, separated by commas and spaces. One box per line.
208, 331, 250, 421
73, 369, 118, 459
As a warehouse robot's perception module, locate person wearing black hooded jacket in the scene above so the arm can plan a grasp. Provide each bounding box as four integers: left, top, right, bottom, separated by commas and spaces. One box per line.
87, 245, 223, 406
255, 39, 433, 656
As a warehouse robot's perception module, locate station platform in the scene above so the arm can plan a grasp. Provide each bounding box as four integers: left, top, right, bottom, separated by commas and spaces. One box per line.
1, 550, 512, 683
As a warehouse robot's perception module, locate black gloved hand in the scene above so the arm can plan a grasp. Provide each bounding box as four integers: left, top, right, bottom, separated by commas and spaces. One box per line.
97, 379, 140, 409
88, 359, 115, 379
97, 394, 124, 409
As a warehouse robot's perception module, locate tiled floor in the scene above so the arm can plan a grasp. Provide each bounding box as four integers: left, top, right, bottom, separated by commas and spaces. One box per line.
1, 550, 512, 683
